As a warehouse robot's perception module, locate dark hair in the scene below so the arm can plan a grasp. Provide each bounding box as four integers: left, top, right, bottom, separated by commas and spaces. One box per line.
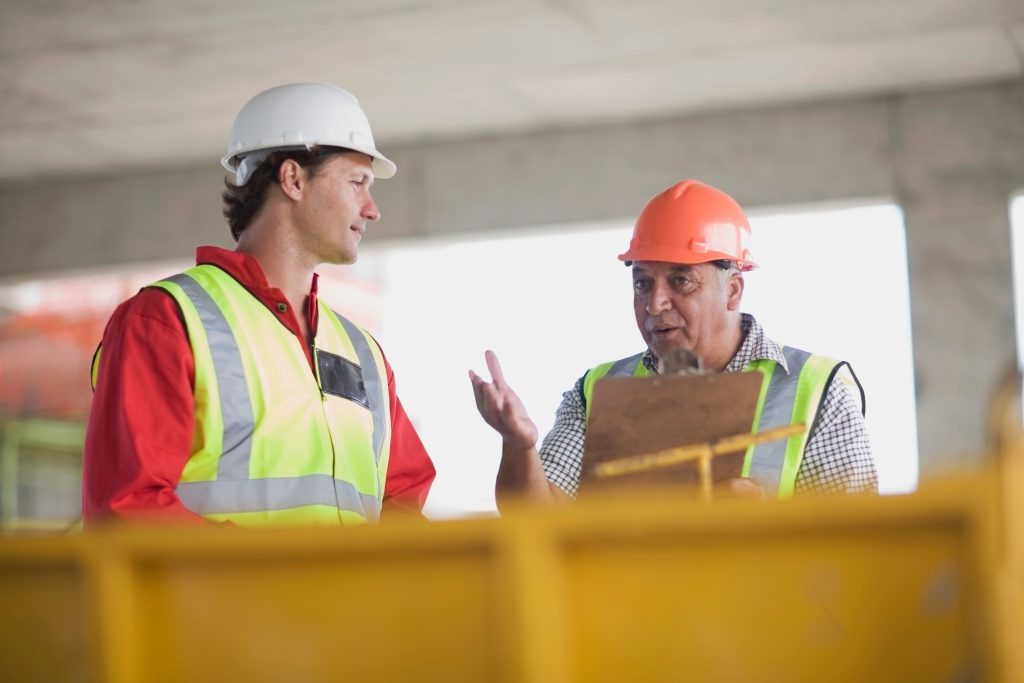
221, 146, 341, 241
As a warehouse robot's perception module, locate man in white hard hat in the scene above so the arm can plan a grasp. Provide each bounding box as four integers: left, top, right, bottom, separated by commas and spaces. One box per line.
470, 180, 877, 510
84, 83, 435, 525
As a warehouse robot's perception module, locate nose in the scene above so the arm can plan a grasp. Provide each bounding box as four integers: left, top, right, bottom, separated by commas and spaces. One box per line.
645, 280, 671, 315
363, 193, 381, 222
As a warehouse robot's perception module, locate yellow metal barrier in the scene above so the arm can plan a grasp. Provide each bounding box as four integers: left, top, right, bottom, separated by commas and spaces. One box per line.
0, 478, 1011, 683
4, 367, 1023, 682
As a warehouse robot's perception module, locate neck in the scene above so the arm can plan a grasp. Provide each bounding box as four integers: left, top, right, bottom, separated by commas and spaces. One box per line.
703, 314, 745, 372
236, 216, 316, 312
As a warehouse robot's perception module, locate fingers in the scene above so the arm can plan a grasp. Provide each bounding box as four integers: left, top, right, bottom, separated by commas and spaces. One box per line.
471, 350, 509, 388
484, 350, 506, 388
469, 368, 500, 412
469, 371, 490, 405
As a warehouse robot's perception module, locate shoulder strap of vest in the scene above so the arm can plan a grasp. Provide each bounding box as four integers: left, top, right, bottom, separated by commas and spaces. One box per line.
155, 270, 257, 480
740, 357, 778, 474
778, 348, 845, 498
829, 361, 865, 417
91, 276, 196, 392
742, 348, 848, 499
581, 352, 646, 418
806, 359, 866, 442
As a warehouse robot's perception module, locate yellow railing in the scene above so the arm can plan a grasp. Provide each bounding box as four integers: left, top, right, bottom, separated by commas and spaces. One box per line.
1, 372, 1022, 682
0, 471, 1017, 683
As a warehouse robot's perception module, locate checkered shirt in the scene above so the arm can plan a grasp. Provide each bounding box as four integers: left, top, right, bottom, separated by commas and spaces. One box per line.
539, 313, 879, 497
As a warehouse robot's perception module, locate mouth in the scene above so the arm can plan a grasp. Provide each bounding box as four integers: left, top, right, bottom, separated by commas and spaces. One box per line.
350, 223, 366, 237
651, 327, 680, 339
646, 319, 681, 337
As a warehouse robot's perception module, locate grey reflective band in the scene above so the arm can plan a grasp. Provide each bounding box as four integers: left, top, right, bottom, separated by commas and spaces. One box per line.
334, 311, 386, 520
607, 353, 644, 378
746, 347, 809, 492
163, 273, 255, 480
334, 311, 386, 468
177, 475, 379, 521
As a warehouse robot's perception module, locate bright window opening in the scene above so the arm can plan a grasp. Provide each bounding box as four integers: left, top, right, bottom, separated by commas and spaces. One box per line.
742, 203, 918, 496
1010, 193, 1024, 419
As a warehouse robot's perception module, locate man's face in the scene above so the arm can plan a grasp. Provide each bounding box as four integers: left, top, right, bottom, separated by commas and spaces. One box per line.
296, 151, 379, 266
632, 260, 743, 363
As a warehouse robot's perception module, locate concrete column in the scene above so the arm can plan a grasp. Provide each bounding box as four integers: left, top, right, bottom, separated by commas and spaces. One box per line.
893, 82, 1024, 468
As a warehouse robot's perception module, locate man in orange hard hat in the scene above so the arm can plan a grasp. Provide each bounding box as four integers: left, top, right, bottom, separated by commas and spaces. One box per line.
470, 179, 877, 508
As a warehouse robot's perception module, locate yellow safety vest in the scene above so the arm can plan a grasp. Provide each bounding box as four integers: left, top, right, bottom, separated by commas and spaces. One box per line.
581, 349, 863, 498
93, 264, 391, 526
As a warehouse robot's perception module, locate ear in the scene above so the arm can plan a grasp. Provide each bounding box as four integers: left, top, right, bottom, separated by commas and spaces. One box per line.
726, 273, 744, 311
277, 159, 306, 201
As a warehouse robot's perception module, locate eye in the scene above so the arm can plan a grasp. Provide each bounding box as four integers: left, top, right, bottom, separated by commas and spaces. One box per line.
632, 279, 651, 294
671, 275, 695, 290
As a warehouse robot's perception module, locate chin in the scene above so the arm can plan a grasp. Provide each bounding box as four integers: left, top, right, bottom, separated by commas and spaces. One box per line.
329, 248, 358, 265
652, 341, 691, 361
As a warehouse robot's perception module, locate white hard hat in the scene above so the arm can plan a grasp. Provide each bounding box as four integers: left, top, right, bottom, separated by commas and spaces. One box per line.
221, 82, 396, 185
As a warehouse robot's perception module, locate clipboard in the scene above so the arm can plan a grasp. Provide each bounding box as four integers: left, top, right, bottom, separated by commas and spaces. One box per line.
578, 371, 764, 494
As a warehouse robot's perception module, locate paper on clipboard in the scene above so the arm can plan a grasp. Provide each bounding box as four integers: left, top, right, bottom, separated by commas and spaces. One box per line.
578, 371, 764, 494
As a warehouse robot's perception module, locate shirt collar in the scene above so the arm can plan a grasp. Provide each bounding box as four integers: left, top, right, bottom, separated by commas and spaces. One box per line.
194, 246, 320, 297
195, 245, 272, 288
194, 245, 321, 336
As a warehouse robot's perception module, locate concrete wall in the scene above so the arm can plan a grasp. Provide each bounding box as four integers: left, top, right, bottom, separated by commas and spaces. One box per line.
1, 79, 1022, 471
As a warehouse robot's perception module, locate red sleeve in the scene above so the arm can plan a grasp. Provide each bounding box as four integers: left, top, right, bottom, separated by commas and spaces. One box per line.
82, 289, 206, 524
380, 354, 436, 515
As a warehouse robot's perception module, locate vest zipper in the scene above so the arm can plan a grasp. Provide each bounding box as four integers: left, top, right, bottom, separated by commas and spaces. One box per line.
311, 344, 327, 402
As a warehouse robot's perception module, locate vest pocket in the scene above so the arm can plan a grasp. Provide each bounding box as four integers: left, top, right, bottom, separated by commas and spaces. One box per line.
315, 347, 368, 406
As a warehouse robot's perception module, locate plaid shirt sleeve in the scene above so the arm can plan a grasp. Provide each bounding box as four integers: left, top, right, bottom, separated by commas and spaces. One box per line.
538, 377, 588, 498
793, 370, 878, 495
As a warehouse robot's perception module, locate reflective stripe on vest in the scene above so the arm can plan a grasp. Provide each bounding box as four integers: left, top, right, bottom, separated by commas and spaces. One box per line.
741, 348, 837, 498
163, 273, 256, 480
581, 352, 647, 413
336, 312, 387, 468
581, 348, 850, 498
175, 475, 379, 517
144, 266, 390, 525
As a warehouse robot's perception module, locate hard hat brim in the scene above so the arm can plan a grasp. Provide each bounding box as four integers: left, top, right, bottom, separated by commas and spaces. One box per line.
221, 143, 397, 180
618, 246, 757, 271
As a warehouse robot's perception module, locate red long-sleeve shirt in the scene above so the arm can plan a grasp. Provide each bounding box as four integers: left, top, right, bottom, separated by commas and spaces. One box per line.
83, 246, 435, 523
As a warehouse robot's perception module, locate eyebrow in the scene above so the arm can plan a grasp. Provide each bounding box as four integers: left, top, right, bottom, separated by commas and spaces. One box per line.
632, 264, 697, 276
352, 171, 375, 187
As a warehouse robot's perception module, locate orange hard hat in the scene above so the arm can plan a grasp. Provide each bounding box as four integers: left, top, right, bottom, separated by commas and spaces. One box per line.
618, 179, 757, 271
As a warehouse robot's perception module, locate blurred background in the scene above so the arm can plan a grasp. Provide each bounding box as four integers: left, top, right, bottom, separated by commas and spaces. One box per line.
0, 0, 1022, 528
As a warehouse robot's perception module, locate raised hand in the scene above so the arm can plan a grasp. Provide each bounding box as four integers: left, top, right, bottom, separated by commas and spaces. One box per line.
469, 350, 539, 451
